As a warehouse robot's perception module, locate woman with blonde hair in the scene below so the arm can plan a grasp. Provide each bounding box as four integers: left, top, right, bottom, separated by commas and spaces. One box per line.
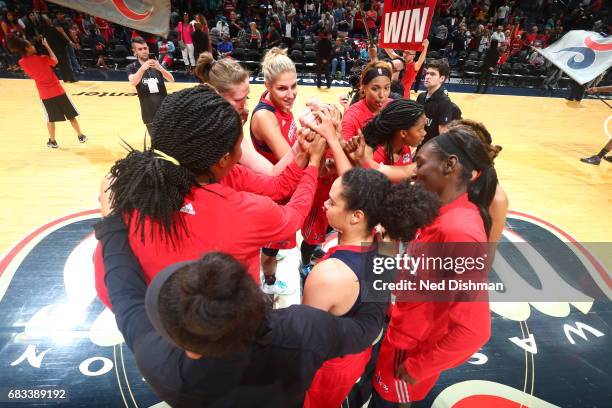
195, 51, 299, 176
250, 47, 350, 294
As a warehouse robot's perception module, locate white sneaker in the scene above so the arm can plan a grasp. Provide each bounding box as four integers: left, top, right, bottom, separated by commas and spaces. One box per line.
261, 279, 295, 296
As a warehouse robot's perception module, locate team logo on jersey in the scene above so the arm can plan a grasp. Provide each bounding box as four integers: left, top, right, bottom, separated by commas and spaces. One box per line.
0, 210, 608, 407
180, 203, 195, 215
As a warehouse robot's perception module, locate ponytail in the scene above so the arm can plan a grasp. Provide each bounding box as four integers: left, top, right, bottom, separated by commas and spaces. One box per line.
433, 129, 498, 236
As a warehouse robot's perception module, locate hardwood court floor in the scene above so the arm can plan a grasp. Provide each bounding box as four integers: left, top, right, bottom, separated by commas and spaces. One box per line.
0, 78, 610, 259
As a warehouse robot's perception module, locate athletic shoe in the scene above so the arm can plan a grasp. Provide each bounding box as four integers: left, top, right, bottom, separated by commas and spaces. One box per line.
604, 156, 612, 163
261, 278, 295, 296
580, 155, 601, 165
299, 262, 314, 278
47, 139, 58, 148
311, 246, 327, 263
78, 134, 88, 143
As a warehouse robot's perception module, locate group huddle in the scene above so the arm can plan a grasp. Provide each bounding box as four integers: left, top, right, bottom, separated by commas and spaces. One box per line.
94, 47, 508, 408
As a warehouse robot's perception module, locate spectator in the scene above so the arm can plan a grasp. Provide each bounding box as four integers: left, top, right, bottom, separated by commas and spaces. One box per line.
266, 23, 281, 48
479, 27, 491, 56
525, 26, 539, 46
85, 28, 108, 69
281, 13, 298, 47
228, 10, 241, 38
40, 14, 77, 82
177, 13, 195, 73
236, 21, 249, 48
491, 25, 505, 45
336, 10, 352, 38
192, 22, 209, 61
450, 23, 468, 52
316, 30, 333, 88
476, 38, 500, 94
496, 1, 511, 25
18, 11, 41, 41
157, 37, 175, 69
331, 36, 351, 78
217, 33, 233, 58
54, 12, 81, 76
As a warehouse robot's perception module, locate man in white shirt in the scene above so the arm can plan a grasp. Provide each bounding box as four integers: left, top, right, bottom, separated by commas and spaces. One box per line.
491, 26, 505, 46
496, 2, 511, 25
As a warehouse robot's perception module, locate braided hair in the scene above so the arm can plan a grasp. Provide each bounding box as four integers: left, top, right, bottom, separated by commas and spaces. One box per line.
341, 168, 440, 242
362, 99, 424, 165
108, 86, 242, 242
431, 128, 498, 236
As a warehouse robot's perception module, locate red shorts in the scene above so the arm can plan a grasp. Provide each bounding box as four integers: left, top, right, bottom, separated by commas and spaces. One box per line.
372, 333, 439, 403
304, 347, 372, 408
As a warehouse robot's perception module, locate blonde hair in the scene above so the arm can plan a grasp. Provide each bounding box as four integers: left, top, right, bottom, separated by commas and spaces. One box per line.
195, 52, 249, 94
261, 47, 296, 83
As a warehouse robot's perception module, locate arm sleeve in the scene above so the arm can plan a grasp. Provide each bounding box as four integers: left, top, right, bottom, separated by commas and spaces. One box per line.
404, 301, 490, 381
243, 165, 319, 244
222, 161, 305, 202
341, 107, 359, 140
42, 55, 57, 67
93, 215, 154, 351
437, 99, 454, 126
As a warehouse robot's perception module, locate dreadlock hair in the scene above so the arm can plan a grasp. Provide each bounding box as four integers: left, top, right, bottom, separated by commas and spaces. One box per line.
158, 252, 272, 357
362, 99, 424, 165
431, 128, 498, 236
108, 85, 242, 242
340, 168, 440, 242
448, 119, 502, 162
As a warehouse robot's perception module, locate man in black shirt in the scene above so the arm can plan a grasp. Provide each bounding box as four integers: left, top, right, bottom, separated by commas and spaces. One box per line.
94, 214, 385, 408
316, 31, 333, 89
127, 37, 174, 132
416, 59, 455, 144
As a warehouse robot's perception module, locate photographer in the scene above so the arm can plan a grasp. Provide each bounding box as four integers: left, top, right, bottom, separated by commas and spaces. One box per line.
127, 37, 174, 133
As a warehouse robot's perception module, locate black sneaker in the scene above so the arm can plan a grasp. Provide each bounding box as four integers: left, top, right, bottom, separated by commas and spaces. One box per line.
47, 139, 58, 148
604, 156, 612, 163
580, 155, 601, 165
78, 134, 87, 143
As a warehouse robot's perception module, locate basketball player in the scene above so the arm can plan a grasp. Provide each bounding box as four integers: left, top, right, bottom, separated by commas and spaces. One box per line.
416, 59, 455, 144
94, 86, 328, 308
250, 48, 350, 290
94, 213, 387, 408
194, 52, 301, 176
371, 129, 496, 407
303, 168, 440, 408
342, 61, 393, 140
127, 37, 174, 133
359, 99, 426, 181
7, 35, 87, 148
580, 85, 612, 165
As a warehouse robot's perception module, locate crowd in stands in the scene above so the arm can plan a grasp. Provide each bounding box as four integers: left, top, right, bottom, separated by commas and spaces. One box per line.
0, 0, 609, 90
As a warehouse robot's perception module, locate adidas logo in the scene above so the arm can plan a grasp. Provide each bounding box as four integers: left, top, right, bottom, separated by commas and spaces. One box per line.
180, 203, 195, 215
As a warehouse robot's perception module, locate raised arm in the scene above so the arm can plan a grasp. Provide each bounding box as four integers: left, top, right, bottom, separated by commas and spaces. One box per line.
414, 39, 429, 71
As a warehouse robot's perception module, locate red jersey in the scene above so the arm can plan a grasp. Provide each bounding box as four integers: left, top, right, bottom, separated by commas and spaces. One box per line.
383, 194, 490, 399
341, 98, 391, 140
18, 55, 65, 100
95, 162, 318, 308
251, 92, 297, 164
402, 62, 419, 99
373, 145, 413, 166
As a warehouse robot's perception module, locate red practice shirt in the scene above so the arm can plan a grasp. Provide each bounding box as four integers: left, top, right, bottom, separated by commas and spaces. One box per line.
387, 193, 491, 392
402, 62, 418, 99
341, 98, 391, 140
95, 162, 318, 308
18, 55, 65, 100
373, 145, 413, 166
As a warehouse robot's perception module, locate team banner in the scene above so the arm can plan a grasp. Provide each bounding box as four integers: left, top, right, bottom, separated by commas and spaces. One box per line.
379, 0, 436, 50
48, 0, 170, 37
535, 30, 612, 85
